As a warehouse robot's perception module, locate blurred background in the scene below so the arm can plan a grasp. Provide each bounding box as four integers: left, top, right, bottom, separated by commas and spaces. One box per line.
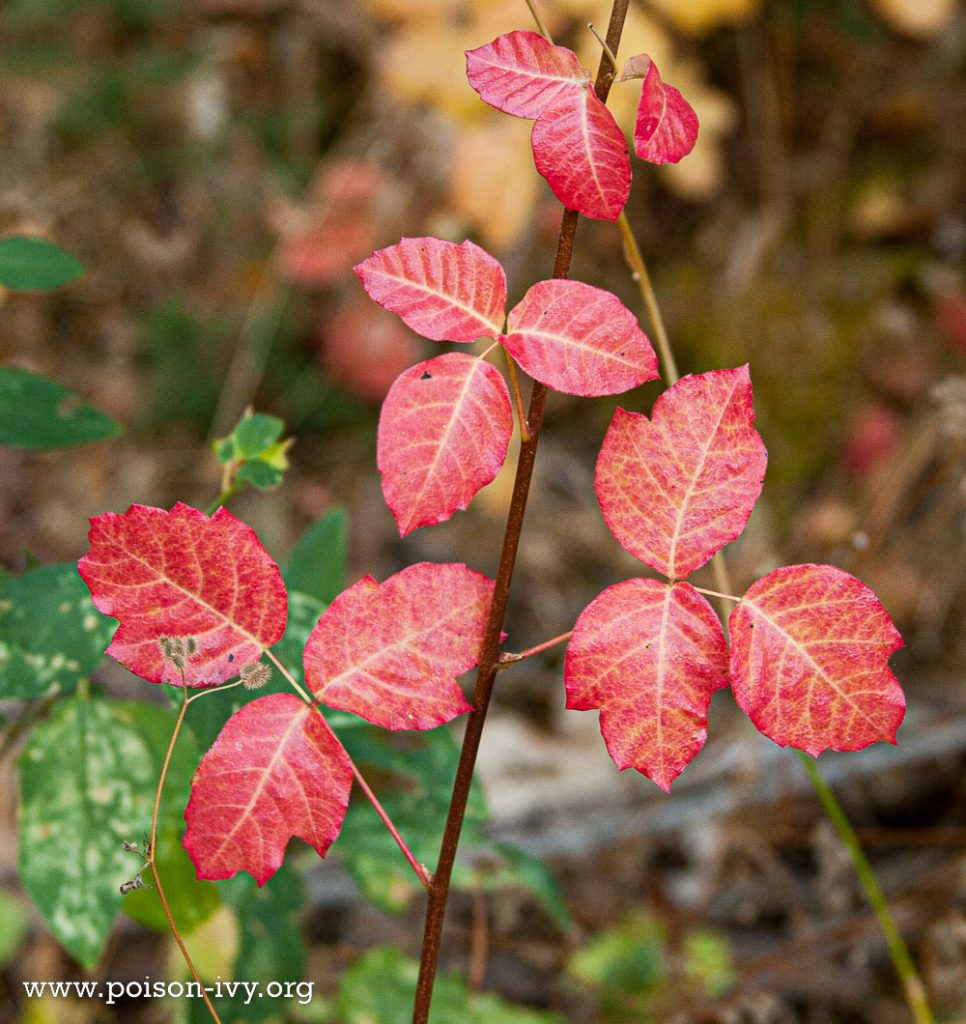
0, 0, 964, 1021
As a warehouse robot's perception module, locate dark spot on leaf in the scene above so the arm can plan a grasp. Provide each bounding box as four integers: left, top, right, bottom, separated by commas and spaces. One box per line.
421, 371, 432, 380
228, 653, 235, 662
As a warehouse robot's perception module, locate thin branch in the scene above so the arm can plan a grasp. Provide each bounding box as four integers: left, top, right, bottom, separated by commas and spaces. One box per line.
524, 0, 554, 43
149, 680, 223, 1024
497, 629, 573, 669
410, 3, 632, 1021
588, 24, 619, 73
265, 648, 314, 704
349, 755, 433, 891
691, 585, 740, 605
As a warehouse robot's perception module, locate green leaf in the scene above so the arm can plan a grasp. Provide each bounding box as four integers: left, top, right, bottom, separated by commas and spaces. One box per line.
0, 892, 28, 969
336, 726, 490, 912
0, 366, 122, 448
236, 459, 284, 491
0, 564, 115, 699
0, 235, 83, 290
233, 413, 284, 458
569, 913, 665, 993
282, 507, 348, 606
337, 947, 566, 1024
185, 863, 306, 1024
18, 694, 161, 967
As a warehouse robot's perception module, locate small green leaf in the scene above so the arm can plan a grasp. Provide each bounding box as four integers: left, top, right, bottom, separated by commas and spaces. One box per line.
0, 235, 83, 290
484, 842, 572, 930
18, 695, 160, 967
0, 366, 122, 448
233, 413, 284, 458
282, 507, 348, 606
0, 564, 115, 699
568, 913, 666, 995
236, 459, 284, 491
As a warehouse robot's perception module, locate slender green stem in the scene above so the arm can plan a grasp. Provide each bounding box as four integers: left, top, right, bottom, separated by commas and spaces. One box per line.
524, 0, 553, 42
797, 752, 934, 1024
616, 212, 679, 384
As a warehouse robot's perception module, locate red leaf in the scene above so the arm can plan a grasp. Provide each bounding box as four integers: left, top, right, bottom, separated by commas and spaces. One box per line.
377, 353, 512, 537
531, 87, 631, 221
78, 503, 287, 687
465, 30, 589, 118
729, 564, 905, 756
183, 694, 351, 885
632, 57, 699, 165
595, 367, 767, 579
354, 237, 507, 342
303, 563, 493, 729
503, 279, 657, 396
565, 579, 728, 792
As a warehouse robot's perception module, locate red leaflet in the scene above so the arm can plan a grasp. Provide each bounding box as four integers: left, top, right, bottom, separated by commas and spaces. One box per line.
503, 279, 657, 396
627, 56, 699, 165
378, 353, 513, 537
595, 367, 767, 579
465, 30, 589, 118
729, 564, 905, 756
78, 503, 287, 687
303, 563, 493, 729
354, 237, 506, 342
565, 579, 728, 792
183, 694, 351, 885
531, 88, 631, 221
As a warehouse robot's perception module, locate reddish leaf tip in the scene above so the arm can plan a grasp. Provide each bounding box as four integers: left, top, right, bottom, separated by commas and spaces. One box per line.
633, 57, 699, 166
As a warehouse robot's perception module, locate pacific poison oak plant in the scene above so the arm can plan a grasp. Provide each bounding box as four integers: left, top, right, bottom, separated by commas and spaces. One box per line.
76, 6, 918, 1023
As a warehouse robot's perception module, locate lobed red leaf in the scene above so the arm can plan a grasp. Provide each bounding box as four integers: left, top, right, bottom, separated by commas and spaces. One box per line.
354, 237, 506, 342
465, 30, 589, 119
531, 87, 631, 222
729, 564, 905, 756
183, 694, 351, 886
78, 503, 287, 687
377, 353, 513, 537
303, 563, 494, 730
595, 367, 766, 579
565, 579, 728, 792
503, 279, 657, 396
631, 56, 699, 165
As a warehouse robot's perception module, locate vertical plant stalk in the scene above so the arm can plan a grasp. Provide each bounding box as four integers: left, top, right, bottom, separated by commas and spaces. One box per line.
410, 4, 631, 1021
797, 752, 934, 1024
619, 210, 934, 1024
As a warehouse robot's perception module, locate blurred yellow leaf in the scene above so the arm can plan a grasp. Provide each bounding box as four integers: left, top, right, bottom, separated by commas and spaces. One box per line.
449, 115, 541, 249
644, 0, 761, 34
868, 0, 959, 39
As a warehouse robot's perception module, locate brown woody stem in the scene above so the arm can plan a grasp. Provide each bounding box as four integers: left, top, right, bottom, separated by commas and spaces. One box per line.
410, 3, 630, 1020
